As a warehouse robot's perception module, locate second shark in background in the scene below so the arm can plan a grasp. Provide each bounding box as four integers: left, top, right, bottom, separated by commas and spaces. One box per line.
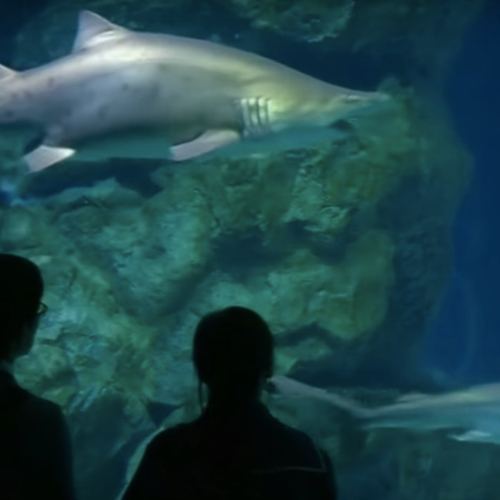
271, 375, 500, 445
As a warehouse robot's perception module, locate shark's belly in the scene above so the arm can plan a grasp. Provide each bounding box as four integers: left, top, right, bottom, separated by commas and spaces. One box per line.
71, 130, 174, 161
203, 124, 346, 160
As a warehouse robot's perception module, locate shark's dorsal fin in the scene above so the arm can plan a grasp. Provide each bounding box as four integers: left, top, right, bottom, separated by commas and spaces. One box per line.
0, 64, 17, 80
72, 11, 129, 52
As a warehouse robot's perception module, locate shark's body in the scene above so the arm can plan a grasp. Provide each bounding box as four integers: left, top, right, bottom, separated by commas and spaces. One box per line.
271, 376, 500, 445
0, 11, 389, 173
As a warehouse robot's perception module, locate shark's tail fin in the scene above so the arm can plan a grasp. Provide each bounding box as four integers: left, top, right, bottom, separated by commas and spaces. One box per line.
269, 376, 376, 460
269, 375, 375, 420
310, 387, 376, 421
297, 387, 386, 461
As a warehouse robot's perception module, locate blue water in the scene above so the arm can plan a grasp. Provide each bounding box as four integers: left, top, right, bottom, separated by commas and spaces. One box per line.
423, 0, 500, 384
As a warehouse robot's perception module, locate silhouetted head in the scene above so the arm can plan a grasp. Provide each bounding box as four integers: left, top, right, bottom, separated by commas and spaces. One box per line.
0, 254, 45, 362
193, 306, 274, 405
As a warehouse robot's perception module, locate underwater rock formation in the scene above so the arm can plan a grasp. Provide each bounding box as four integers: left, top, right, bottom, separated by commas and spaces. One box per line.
224, 0, 354, 42
0, 1, 483, 499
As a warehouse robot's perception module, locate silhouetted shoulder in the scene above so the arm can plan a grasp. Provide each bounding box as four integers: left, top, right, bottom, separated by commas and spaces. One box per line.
1, 383, 65, 437
145, 409, 329, 473
15, 386, 63, 419
27, 391, 64, 422
252, 412, 330, 470
145, 423, 194, 462
0, 381, 75, 500
130, 410, 337, 500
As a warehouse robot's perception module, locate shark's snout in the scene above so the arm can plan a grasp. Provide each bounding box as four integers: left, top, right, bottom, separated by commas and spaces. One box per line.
339, 90, 391, 108
330, 90, 392, 126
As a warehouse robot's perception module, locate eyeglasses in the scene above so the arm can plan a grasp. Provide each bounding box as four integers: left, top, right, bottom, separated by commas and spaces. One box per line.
37, 302, 48, 317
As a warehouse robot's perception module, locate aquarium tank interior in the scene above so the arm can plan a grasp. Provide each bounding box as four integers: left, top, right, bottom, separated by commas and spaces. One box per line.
0, 0, 499, 498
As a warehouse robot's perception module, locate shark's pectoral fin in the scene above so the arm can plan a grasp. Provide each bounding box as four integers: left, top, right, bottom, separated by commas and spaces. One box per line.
450, 430, 492, 443
23, 145, 76, 172
0, 64, 17, 80
170, 129, 240, 161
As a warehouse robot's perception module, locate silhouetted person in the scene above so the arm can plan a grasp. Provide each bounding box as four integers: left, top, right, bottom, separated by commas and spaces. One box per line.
122, 306, 337, 500
0, 253, 76, 500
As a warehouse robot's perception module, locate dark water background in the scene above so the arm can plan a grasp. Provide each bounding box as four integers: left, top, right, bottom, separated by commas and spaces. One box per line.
0, 0, 498, 387
422, 0, 500, 384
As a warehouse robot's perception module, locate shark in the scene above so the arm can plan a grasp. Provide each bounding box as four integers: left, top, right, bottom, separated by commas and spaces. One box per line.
270, 375, 500, 445
0, 10, 391, 174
